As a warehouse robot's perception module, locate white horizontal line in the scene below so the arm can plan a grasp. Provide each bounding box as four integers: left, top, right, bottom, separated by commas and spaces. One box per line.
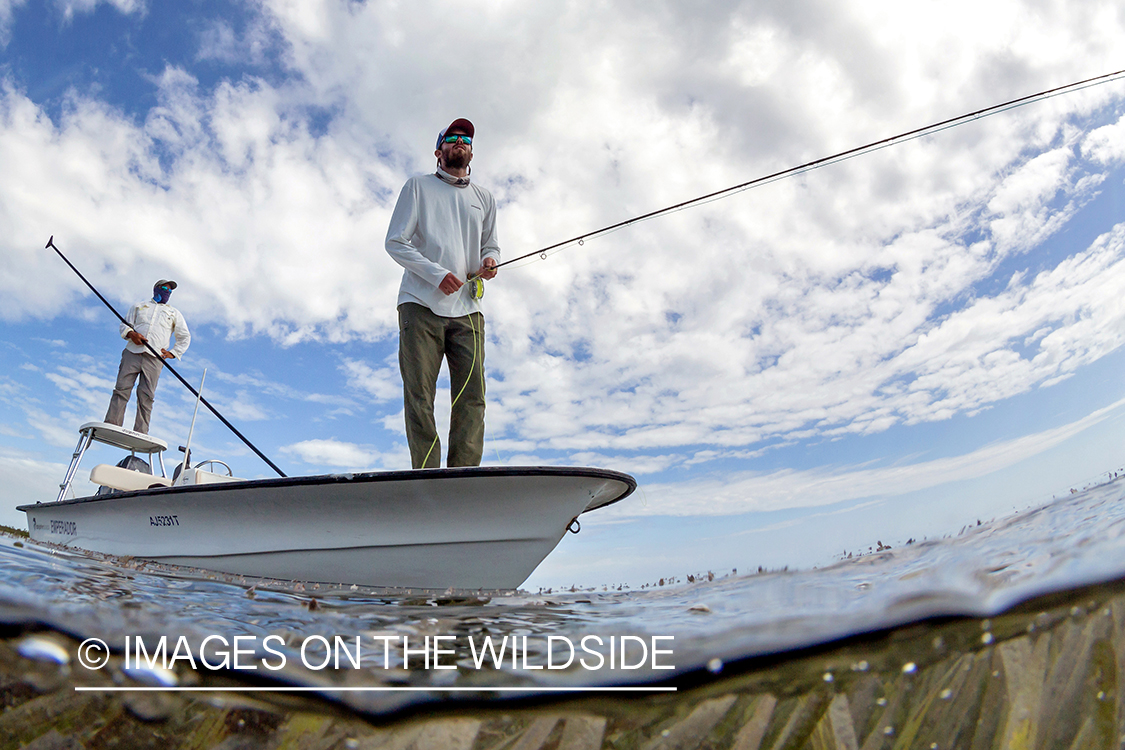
75, 685, 677, 693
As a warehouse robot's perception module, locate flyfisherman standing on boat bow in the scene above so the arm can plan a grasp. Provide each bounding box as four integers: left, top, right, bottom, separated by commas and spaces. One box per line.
104, 279, 190, 434
385, 117, 499, 468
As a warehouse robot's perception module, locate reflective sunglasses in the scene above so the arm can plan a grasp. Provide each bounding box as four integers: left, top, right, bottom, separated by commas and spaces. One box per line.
441, 134, 472, 145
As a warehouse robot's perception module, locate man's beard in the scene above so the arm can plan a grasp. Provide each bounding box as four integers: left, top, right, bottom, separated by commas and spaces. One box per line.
443, 149, 471, 170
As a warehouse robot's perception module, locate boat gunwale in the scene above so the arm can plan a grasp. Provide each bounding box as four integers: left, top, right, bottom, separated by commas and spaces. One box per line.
18, 465, 637, 513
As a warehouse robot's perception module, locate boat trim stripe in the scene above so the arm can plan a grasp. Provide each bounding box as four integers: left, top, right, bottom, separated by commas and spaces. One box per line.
153, 535, 553, 560
18, 465, 636, 512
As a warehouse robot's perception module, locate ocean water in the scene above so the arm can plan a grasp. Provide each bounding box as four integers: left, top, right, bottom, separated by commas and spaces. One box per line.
4, 477, 1125, 749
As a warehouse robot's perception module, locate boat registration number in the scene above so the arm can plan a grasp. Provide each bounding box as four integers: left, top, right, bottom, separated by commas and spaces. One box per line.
150, 515, 180, 527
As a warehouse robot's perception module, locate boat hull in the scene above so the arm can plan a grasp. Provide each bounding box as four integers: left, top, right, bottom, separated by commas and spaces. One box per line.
18, 466, 635, 589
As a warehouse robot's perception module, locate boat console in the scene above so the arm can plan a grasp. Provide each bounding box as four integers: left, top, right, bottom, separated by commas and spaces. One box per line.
51, 422, 248, 500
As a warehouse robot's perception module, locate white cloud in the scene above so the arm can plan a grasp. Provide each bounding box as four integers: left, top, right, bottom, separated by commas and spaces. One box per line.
0, 0, 26, 46
207, 367, 354, 408
54, 0, 145, 21
44, 366, 115, 414
0, 0, 1123, 472
197, 16, 278, 66
1083, 117, 1125, 165
340, 358, 400, 402
479, 210, 1125, 458
0, 0, 146, 42
0, 67, 400, 334
279, 437, 405, 471
626, 394, 1125, 517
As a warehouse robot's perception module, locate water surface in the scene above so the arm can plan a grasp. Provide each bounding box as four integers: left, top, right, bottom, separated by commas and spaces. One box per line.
4, 476, 1125, 747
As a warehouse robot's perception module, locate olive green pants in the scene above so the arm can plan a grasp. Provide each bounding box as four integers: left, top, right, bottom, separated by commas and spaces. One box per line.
398, 303, 486, 469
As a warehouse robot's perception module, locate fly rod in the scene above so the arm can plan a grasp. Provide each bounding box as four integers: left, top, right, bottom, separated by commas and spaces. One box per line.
45, 236, 288, 478
485, 67, 1125, 273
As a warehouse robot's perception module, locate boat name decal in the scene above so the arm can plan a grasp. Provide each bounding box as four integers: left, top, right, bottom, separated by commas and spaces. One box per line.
50, 520, 77, 535
150, 515, 180, 527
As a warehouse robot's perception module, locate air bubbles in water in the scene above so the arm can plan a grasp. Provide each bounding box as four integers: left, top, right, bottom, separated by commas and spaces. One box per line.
17, 636, 70, 665
124, 662, 179, 687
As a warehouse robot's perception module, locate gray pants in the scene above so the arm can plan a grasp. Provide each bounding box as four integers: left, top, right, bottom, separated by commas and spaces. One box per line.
105, 350, 164, 434
398, 303, 486, 469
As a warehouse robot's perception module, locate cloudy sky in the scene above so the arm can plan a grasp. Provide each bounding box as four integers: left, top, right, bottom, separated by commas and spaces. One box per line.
1, 0, 1123, 588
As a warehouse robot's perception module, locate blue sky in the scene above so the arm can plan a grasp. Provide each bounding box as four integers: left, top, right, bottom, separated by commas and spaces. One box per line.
1, 0, 1124, 588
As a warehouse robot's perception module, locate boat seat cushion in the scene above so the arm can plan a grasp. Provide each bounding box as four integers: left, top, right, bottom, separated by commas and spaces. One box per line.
90, 463, 172, 492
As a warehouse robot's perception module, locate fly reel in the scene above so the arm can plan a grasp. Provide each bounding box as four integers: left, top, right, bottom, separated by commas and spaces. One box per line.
468, 277, 485, 300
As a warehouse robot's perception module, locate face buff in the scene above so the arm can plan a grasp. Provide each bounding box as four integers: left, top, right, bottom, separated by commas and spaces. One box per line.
153, 285, 172, 304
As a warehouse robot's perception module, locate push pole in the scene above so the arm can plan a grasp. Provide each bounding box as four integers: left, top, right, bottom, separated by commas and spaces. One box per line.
45, 236, 288, 478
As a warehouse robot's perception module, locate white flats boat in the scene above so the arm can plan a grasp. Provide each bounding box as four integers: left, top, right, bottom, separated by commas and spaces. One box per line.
18, 422, 636, 589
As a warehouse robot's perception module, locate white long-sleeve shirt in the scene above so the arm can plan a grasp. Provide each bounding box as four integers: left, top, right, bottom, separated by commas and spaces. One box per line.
385, 170, 501, 318
120, 300, 190, 359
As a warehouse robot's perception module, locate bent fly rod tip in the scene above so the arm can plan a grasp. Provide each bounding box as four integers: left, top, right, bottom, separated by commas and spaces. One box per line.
45, 236, 55, 250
